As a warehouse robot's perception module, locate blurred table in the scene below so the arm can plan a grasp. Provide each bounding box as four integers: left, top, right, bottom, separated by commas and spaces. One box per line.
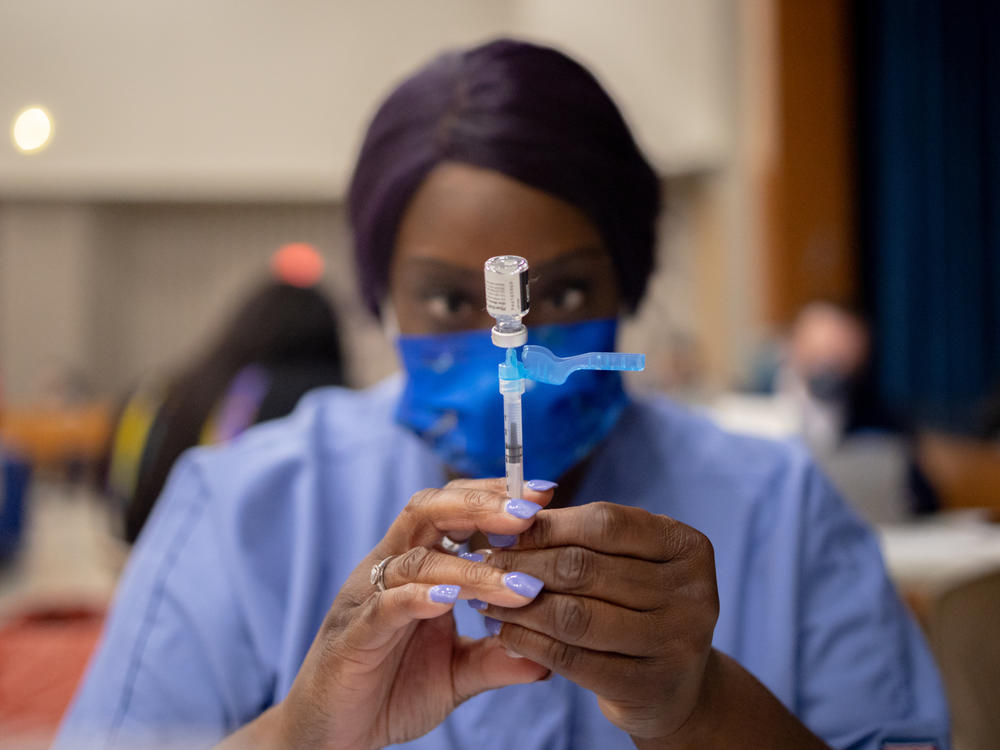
877, 512, 1000, 623
0, 403, 112, 474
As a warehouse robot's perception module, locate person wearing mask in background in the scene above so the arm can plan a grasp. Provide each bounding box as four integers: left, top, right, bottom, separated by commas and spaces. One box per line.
773, 301, 874, 453
103, 243, 345, 543
57, 40, 948, 750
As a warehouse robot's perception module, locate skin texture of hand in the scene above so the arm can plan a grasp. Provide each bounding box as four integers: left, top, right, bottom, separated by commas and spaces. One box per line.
477, 502, 831, 749
216, 477, 553, 750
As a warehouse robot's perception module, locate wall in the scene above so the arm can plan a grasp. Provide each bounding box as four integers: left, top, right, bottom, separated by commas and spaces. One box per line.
0, 1, 762, 403
0, 188, 702, 401
0, 0, 733, 200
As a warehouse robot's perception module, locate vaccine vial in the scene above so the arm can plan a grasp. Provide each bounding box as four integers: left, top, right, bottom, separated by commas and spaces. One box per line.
484, 255, 530, 347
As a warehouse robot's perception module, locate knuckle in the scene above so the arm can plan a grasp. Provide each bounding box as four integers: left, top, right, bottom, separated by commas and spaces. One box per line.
552, 596, 593, 643
692, 530, 715, 565
464, 562, 496, 588
483, 550, 511, 569
519, 515, 552, 548
483, 477, 507, 493
553, 546, 595, 592
394, 546, 432, 582
592, 502, 622, 538
462, 489, 494, 511
407, 488, 437, 510
545, 638, 578, 672
654, 514, 684, 558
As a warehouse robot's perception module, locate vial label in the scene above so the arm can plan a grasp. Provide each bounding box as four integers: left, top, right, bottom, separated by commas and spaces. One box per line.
485, 276, 525, 317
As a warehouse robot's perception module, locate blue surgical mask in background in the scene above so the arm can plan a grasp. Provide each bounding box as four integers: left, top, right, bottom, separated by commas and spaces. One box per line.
395, 318, 628, 481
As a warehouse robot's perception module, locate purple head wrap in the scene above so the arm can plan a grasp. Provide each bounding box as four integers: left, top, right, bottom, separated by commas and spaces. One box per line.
347, 38, 661, 316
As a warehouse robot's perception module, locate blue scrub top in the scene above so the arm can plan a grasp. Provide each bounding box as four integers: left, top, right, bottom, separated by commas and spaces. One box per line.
55, 378, 949, 749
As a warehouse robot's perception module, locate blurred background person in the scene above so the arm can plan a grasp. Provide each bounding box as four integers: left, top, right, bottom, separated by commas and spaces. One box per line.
772, 301, 872, 452
742, 300, 939, 522
104, 243, 346, 543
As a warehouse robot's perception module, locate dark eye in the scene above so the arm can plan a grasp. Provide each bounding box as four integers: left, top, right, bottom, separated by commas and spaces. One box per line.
424, 290, 475, 322
546, 285, 587, 313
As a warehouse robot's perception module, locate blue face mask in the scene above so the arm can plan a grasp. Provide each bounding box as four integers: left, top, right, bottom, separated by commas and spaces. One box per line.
395, 318, 629, 480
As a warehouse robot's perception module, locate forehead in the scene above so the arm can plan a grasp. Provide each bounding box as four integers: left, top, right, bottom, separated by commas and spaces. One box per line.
393, 162, 606, 271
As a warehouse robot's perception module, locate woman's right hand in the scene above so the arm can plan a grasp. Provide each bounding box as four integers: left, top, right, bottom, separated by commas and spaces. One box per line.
221, 477, 554, 750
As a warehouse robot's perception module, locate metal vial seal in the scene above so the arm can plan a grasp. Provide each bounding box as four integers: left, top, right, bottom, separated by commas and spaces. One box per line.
484, 255, 530, 348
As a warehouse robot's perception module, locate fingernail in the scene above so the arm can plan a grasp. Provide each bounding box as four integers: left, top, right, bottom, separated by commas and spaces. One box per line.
459, 551, 485, 562
526, 479, 558, 492
506, 648, 524, 659
484, 616, 503, 636
487, 533, 517, 548
429, 585, 460, 604
467, 598, 488, 610
503, 572, 544, 599
504, 498, 542, 520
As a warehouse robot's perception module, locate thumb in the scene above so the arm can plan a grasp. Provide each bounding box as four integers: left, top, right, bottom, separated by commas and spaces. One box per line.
451, 635, 550, 703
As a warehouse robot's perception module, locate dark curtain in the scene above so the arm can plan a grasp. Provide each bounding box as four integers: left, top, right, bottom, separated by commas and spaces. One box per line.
855, 0, 1000, 433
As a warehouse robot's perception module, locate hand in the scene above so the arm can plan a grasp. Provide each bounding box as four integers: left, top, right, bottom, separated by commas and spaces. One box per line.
476, 501, 720, 743
241, 478, 554, 750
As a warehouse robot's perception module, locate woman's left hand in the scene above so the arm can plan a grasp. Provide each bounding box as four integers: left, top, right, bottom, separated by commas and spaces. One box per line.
478, 501, 720, 744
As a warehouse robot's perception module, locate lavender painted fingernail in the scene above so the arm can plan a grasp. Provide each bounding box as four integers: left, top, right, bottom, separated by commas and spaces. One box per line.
429, 585, 460, 604
487, 533, 517, 548
467, 598, 488, 610
484, 616, 503, 636
503, 572, 544, 599
459, 551, 485, 562
505, 498, 542, 520
526, 479, 558, 492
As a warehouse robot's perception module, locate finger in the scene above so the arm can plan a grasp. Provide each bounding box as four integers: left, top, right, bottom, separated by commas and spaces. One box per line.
383, 547, 544, 608
443, 476, 557, 506
481, 547, 664, 610
511, 502, 698, 561
494, 621, 639, 700
483, 594, 658, 656
381, 482, 545, 551
451, 636, 549, 702
437, 477, 557, 548
341, 583, 461, 654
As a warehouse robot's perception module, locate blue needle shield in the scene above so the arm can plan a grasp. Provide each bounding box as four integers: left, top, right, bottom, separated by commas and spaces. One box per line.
499, 345, 645, 384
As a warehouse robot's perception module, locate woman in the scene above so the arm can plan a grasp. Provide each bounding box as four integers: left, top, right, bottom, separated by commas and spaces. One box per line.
103, 244, 346, 542
56, 40, 948, 749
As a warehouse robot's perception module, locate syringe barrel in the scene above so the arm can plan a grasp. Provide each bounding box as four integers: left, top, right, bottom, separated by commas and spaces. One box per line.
502, 383, 525, 500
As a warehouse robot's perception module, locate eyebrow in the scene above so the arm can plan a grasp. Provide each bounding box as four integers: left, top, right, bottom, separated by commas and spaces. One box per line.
398, 245, 607, 277
532, 245, 608, 274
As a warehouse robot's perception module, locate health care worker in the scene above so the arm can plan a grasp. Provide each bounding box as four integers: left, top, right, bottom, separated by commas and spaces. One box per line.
56, 39, 949, 750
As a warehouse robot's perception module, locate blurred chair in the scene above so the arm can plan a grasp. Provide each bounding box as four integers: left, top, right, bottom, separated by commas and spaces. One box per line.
917, 432, 1000, 512
817, 433, 909, 525
0, 404, 111, 479
927, 570, 1000, 750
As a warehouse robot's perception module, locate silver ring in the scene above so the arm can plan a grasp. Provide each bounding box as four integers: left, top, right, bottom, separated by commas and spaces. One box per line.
440, 535, 463, 554
370, 555, 396, 592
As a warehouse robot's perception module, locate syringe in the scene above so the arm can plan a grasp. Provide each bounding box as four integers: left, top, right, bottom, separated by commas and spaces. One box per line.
483, 254, 646, 503
500, 350, 525, 500
484, 255, 530, 501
